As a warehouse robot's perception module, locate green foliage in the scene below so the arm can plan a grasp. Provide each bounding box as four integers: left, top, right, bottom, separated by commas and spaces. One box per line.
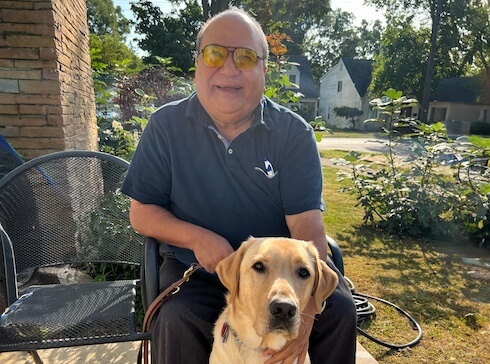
98, 120, 140, 161
87, 0, 130, 38
302, 10, 384, 80
470, 121, 490, 136
243, 0, 332, 56
131, 0, 203, 72
369, 17, 429, 100
264, 33, 303, 106
309, 116, 327, 131
333, 106, 364, 130
334, 89, 489, 243
309, 116, 333, 142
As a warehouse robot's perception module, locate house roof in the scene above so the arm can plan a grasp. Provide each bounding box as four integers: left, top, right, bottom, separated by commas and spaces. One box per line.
341, 58, 373, 97
430, 77, 483, 103
287, 55, 319, 99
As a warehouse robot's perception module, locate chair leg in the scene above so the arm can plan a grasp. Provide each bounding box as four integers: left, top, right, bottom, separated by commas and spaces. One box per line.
28, 350, 43, 364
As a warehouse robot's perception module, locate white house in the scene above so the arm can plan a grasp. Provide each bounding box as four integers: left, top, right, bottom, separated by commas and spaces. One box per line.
319, 58, 373, 129
319, 58, 490, 134
285, 55, 319, 122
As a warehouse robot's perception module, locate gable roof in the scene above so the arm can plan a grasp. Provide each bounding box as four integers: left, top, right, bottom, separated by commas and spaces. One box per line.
430, 77, 483, 103
287, 55, 318, 99
341, 58, 373, 97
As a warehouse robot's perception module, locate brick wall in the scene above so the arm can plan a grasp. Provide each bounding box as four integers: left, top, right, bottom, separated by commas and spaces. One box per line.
0, 0, 97, 160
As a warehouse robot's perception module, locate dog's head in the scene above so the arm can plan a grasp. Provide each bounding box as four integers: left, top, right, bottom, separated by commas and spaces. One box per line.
216, 236, 338, 343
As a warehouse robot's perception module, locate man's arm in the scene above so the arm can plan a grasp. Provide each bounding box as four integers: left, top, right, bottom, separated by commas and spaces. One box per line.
129, 199, 234, 273
285, 209, 328, 261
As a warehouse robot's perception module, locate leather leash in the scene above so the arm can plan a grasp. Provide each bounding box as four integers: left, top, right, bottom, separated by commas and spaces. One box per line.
138, 263, 203, 364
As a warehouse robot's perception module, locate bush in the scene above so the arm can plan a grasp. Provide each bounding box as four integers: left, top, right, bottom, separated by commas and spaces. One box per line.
334, 89, 489, 243
470, 120, 490, 136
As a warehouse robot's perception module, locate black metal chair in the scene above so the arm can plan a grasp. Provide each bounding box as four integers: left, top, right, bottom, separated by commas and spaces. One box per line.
141, 235, 345, 312
0, 150, 150, 362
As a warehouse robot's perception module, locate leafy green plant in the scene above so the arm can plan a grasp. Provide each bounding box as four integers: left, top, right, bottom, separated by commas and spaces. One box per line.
333, 106, 364, 130
264, 32, 303, 106
309, 116, 333, 142
333, 89, 480, 239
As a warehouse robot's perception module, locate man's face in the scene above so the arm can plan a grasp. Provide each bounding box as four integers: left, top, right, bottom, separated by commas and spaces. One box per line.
194, 13, 267, 123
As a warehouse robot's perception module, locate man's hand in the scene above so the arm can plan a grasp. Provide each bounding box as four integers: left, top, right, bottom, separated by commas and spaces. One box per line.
192, 236, 234, 273
263, 299, 316, 364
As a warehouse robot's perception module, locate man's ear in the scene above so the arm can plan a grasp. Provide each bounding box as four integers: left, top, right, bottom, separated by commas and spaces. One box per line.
216, 236, 255, 302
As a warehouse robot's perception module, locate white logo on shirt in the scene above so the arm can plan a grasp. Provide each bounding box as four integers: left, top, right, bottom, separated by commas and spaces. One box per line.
255, 158, 278, 179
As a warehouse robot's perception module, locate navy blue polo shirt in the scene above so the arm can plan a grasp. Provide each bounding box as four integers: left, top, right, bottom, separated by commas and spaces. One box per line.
121, 92, 325, 266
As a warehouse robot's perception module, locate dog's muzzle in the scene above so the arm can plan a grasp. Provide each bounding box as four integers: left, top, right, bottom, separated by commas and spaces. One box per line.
268, 299, 297, 331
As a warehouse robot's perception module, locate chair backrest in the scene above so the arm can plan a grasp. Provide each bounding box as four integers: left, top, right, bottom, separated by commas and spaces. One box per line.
0, 150, 143, 279
0, 135, 23, 180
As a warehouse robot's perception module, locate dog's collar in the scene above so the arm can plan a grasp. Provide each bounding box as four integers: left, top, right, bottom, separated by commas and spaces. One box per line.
221, 322, 268, 354
221, 322, 249, 348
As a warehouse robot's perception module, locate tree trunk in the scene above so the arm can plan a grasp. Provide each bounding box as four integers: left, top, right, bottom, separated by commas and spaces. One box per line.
420, 0, 444, 122
201, 0, 241, 19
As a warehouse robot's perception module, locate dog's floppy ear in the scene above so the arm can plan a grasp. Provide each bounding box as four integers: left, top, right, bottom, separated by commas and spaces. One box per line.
309, 244, 339, 313
216, 236, 254, 302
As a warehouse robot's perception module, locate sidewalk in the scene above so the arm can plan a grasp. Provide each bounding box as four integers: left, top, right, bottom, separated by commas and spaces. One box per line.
0, 340, 378, 363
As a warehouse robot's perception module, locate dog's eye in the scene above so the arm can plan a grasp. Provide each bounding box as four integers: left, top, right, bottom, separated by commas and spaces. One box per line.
297, 268, 310, 279
252, 262, 265, 273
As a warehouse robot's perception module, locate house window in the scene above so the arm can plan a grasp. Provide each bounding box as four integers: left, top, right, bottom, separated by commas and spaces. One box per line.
327, 106, 331, 120
289, 75, 296, 84
337, 81, 343, 92
430, 107, 447, 122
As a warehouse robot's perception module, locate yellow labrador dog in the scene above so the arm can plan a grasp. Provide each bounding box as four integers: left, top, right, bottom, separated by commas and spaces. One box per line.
210, 237, 339, 364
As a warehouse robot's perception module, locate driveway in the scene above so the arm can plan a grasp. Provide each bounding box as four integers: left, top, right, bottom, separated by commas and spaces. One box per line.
317, 137, 390, 153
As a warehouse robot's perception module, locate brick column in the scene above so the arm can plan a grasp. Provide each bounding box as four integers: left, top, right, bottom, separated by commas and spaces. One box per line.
0, 0, 97, 160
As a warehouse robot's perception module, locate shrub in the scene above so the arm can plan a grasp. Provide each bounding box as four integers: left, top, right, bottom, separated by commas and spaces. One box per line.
470, 120, 490, 136
334, 89, 489, 243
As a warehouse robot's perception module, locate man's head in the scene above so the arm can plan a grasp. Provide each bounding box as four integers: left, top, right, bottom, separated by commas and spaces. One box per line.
194, 8, 268, 126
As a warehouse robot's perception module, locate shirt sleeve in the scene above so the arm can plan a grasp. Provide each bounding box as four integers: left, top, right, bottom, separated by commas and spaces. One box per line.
121, 113, 172, 208
279, 123, 325, 215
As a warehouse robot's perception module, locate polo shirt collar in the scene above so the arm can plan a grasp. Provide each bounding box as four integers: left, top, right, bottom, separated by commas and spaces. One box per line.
185, 92, 276, 131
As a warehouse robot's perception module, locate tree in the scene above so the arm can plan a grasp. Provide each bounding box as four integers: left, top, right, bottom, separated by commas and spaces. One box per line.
366, 0, 490, 119
303, 10, 383, 80
132, 0, 203, 73
242, 0, 333, 55
87, 0, 130, 39
333, 106, 363, 129
169, 0, 241, 19
369, 17, 429, 100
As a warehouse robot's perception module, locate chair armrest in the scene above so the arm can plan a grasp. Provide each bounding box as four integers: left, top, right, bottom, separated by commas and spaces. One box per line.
141, 237, 160, 312
326, 235, 345, 276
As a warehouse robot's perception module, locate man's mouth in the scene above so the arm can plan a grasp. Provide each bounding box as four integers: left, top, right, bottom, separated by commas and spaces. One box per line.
216, 85, 241, 90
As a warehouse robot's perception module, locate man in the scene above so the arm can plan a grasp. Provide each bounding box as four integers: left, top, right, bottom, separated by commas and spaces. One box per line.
122, 7, 357, 364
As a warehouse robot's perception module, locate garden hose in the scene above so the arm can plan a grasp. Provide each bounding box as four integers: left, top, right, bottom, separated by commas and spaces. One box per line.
345, 276, 423, 350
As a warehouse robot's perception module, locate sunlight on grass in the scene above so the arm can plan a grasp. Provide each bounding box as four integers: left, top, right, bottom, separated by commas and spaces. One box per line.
321, 165, 490, 364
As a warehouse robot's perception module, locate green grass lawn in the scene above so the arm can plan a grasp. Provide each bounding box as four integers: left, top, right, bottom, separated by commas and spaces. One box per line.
321, 164, 490, 364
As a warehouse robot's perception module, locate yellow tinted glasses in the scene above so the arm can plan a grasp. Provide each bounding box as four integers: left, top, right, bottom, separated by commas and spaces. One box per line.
199, 44, 263, 71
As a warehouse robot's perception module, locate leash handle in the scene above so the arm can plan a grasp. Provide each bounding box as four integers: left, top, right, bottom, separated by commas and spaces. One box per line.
138, 263, 203, 364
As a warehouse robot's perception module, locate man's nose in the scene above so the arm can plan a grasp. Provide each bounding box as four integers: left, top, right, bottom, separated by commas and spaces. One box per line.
220, 51, 240, 74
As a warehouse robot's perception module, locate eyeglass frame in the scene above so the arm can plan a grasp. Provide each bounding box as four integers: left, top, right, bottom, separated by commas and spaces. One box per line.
196, 44, 266, 70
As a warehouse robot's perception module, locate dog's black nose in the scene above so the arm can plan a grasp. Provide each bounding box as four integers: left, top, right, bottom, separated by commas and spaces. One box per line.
269, 300, 297, 321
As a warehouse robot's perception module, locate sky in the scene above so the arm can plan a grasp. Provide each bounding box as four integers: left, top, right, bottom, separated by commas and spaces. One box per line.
331, 0, 385, 25
116, 0, 385, 54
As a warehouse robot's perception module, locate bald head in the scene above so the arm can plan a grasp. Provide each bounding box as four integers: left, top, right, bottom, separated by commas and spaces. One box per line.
196, 7, 269, 62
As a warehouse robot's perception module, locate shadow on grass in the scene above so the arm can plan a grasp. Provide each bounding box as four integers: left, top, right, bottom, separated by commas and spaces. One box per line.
334, 226, 490, 326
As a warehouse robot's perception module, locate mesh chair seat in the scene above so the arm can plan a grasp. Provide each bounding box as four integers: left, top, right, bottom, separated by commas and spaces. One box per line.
0, 280, 139, 350
0, 150, 149, 358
